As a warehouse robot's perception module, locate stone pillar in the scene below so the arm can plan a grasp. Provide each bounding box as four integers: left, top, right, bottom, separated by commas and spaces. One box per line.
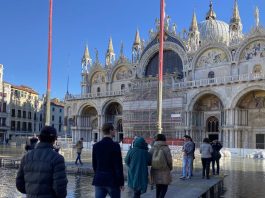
234, 130, 238, 148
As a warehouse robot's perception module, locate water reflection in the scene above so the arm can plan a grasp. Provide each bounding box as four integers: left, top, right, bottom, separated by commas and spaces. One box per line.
0, 167, 94, 198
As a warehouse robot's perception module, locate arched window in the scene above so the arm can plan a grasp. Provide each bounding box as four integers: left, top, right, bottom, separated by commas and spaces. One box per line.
208, 71, 215, 78
97, 87, 100, 93
207, 116, 219, 132
253, 64, 262, 74
121, 84, 125, 91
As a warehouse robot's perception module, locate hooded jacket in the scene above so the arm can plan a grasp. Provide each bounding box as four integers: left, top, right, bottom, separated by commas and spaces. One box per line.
125, 137, 152, 194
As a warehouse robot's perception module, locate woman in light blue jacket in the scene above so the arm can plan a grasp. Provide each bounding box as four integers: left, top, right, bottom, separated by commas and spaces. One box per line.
200, 138, 213, 179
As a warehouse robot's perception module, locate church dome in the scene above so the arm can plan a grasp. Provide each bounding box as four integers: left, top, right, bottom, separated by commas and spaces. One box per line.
198, 1, 230, 45
199, 19, 229, 44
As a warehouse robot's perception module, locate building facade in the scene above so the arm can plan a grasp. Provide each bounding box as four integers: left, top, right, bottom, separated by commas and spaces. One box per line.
65, 1, 265, 149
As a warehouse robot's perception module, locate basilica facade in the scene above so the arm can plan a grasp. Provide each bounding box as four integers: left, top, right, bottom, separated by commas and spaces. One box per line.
65, 1, 265, 149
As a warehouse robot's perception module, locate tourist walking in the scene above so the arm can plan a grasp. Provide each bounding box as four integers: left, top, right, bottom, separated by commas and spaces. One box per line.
16, 126, 68, 197
92, 123, 124, 198
75, 137, 84, 165
200, 138, 213, 179
211, 140, 222, 175
180, 135, 195, 179
125, 137, 152, 198
149, 134, 172, 198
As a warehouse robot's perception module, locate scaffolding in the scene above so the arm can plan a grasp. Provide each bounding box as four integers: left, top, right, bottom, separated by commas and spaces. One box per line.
123, 75, 186, 139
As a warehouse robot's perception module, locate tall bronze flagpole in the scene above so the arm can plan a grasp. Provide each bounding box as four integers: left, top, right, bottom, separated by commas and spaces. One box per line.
157, 0, 165, 134
45, 0, 53, 126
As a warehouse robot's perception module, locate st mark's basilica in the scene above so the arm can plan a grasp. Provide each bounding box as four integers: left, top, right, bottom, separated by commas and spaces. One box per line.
65, 1, 265, 149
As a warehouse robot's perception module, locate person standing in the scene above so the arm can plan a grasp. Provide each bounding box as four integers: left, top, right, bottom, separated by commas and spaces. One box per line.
92, 123, 124, 198
16, 126, 68, 198
200, 138, 213, 179
211, 140, 222, 175
125, 137, 152, 198
75, 137, 84, 165
180, 135, 195, 179
149, 134, 172, 198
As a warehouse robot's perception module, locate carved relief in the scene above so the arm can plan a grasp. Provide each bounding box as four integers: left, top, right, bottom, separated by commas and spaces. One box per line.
253, 64, 262, 74
92, 72, 105, 84
240, 40, 265, 61
115, 67, 133, 80
237, 91, 265, 109
196, 48, 229, 68
193, 94, 223, 111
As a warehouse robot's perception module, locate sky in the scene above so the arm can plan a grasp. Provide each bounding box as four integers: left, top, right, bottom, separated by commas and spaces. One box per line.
0, 0, 264, 100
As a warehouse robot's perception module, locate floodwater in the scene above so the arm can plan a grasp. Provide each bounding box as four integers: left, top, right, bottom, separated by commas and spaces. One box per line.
1, 145, 265, 198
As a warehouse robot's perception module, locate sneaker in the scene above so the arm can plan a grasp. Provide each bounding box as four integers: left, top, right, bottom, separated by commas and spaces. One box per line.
186, 176, 191, 179
179, 176, 186, 180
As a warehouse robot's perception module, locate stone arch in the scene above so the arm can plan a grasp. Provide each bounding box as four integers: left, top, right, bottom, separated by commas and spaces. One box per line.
102, 99, 123, 127
192, 44, 231, 69
188, 90, 226, 111
77, 102, 98, 116
89, 69, 106, 85
235, 37, 265, 62
111, 64, 133, 82
230, 85, 265, 109
138, 42, 188, 78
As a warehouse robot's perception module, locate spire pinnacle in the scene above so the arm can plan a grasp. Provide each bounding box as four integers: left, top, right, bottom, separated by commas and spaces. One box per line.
81, 44, 91, 68
190, 11, 198, 31
230, 0, 240, 23
255, 6, 260, 27
206, 0, 216, 20
133, 29, 141, 47
107, 37, 114, 53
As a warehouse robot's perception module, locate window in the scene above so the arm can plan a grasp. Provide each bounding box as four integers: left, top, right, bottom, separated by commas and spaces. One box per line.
28, 123, 32, 132
22, 122, 27, 131
52, 107, 55, 112
97, 87, 100, 93
121, 84, 125, 91
52, 115, 55, 121
3, 102, 6, 112
59, 124, 61, 132
18, 110, 21, 118
28, 112, 32, 119
11, 121, 16, 130
12, 109, 16, 117
208, 71, 215, 78
34, 113, 37, 121
2, 118, 6, 126
23, 111, 26, 118
17, 121, 21, 131
59, 116, 62, 123
60, 109, 62, 113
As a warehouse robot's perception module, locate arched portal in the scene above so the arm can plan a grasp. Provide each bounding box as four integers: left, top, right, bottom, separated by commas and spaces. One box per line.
104, 102, 123, 142
236, 90, 265, 149
192, 94, 223, 143
74, 105, 98, 143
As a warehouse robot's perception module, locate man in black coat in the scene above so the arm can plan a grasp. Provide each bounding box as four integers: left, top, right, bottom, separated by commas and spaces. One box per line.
16, 126, 68, 198
92, 123, 124, 198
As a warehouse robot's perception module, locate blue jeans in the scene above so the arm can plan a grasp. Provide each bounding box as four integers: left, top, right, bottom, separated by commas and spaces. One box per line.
75, 152, 82, 164
95, 186, 120, 198
182, 156, 193, 177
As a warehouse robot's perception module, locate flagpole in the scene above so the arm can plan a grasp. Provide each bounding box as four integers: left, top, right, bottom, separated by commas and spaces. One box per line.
157, 0, 164, 134
45, 0, 53, 126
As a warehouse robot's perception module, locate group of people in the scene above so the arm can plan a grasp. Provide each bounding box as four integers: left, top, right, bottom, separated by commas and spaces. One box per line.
179, 135, 223, 180
92, 123, 173, 198
15, 123, 222, 198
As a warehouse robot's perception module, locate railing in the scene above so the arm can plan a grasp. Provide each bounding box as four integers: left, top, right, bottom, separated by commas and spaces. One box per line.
65, 90, 127, 100
174, 73, 265, 90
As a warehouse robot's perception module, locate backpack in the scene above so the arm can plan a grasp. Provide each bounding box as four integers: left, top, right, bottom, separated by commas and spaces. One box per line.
152, 147, 168, 169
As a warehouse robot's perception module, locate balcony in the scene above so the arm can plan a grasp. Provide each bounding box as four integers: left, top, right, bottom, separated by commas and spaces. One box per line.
65, 90, 127, 100
173, 73, 265, 90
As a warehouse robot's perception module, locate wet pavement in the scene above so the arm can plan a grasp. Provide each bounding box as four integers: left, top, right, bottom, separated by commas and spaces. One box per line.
1, 145, 265, 198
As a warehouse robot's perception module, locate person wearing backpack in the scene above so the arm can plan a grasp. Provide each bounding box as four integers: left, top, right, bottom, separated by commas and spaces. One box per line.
149, 134, 172, 198
125, 137, 152, 198
211, 140, 222, 175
